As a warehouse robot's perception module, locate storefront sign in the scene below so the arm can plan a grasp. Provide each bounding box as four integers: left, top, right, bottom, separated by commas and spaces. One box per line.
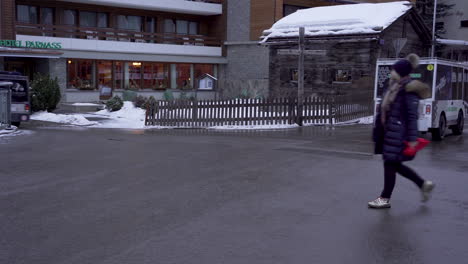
0, 39, 62, 50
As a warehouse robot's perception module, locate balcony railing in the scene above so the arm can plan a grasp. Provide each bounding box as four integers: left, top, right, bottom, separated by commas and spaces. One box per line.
16, 23, 221, 47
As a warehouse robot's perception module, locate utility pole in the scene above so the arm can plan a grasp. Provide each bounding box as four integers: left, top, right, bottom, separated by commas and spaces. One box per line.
297, 27, 305, 126
431, 0, 438, 58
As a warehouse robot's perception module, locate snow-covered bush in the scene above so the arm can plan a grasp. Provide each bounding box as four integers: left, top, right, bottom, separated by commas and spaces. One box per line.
30, 73, 61, 112
133, 95, 147, 108
143, 96, 157, 110
106, 96, 124, 112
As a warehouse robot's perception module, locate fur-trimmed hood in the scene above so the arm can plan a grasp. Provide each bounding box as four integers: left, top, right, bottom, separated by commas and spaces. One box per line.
405, 80, 430, 99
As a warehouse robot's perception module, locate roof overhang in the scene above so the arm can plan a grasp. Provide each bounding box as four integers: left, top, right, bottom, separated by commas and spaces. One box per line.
0, 47, 63, 58
437, 39, 468, 46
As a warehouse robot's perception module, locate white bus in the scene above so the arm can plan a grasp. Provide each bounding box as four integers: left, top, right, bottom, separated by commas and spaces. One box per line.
374, 58, 467, 140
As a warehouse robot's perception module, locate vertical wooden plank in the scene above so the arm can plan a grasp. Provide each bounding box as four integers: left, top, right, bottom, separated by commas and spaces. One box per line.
252, 98, 256, 126
227, 99, 231, 126
185, 100, 189, 127
308, 96, 312, 124
282, 97, 286, 125
226, 99, 229, 126
208, 99, 212, 127
213, 99, 216, 127
259, 98, 264, 125
182, 100, 186, 127
217, 100, 221, 126
279, 97, 283, 125
204, 99, 208, 128
244, 98, 248, 126
239, 98, 243, 126
249, 98, 253, 126
161, 101, 166, 127
243, 98, 247, 126
174, 100, 178, 127
320, 97, 324, 125
216, 100, 220, 126
246, 98, 250, 126
212, 99, 216, 127
156, 101, 159, 126
220, 100, 224, 126
198, 100, 202, 127
272, 97, 277, 125
276, 98, 280, 125
310, 97, 315, 124
166, 100, 171, 127
269, 98, 273, 125
202, 99, 206, 128
192, 99, 197, 127
176, 100, 181, 127
322, 97, 326, 124
304, 97, 308, 124
169, 100, 173, 127
162, 101, 166, 126
232, 99, 236, 126
185, 99, 189, 127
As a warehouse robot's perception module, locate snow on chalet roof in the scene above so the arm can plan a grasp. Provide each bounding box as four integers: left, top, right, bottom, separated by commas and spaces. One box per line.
261, 1, 413, 42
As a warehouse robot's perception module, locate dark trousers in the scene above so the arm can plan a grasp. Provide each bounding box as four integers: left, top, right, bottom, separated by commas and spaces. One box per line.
381, 161, 424, 199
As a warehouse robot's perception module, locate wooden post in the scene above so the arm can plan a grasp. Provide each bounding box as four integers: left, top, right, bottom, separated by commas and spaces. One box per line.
297, 27, 305, 126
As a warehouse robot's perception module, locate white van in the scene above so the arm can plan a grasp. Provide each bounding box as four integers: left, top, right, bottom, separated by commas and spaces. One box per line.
374, 58, 467, 140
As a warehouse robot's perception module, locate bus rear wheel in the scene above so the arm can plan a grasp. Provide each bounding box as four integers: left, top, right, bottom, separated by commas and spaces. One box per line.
432, 114, 446, 141
451, 111, 464, 135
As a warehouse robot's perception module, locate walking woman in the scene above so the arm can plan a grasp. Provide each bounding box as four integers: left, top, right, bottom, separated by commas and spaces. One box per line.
369, 54, 434, 209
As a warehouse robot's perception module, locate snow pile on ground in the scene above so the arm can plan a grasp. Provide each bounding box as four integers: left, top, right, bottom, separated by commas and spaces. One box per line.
0, 129, 33, 140
31, 112, 97, 126
209, 124, 299, 130
262, 1, 411, 41
0, 126, 17, 135
72, 103, 101, 106
357, 116, 374, 125
335, 115, 374, 125
91, 101, 146, 129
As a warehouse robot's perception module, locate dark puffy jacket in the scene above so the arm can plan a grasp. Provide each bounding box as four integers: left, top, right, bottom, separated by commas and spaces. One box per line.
374, 80, 430, 162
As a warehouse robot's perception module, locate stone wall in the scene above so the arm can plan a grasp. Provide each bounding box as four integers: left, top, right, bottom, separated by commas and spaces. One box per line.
46, 58, 67, 103
221, 43, 270, 99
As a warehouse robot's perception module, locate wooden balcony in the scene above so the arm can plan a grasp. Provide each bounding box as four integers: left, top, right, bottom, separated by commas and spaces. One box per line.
16, 23, 221, 47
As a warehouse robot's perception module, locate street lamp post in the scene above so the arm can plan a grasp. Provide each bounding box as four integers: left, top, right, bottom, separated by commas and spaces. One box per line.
431, 0, 438, 58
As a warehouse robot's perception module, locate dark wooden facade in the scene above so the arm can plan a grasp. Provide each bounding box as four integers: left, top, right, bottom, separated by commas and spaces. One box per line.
0, 0, 15, 39
266, 9, 431, 98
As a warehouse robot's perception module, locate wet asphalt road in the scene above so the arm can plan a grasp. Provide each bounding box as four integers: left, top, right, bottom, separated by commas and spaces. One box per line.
0, 122, 467, 264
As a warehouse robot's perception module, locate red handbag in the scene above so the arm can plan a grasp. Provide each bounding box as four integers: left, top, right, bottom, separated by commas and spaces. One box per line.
403, 138, 430, 156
